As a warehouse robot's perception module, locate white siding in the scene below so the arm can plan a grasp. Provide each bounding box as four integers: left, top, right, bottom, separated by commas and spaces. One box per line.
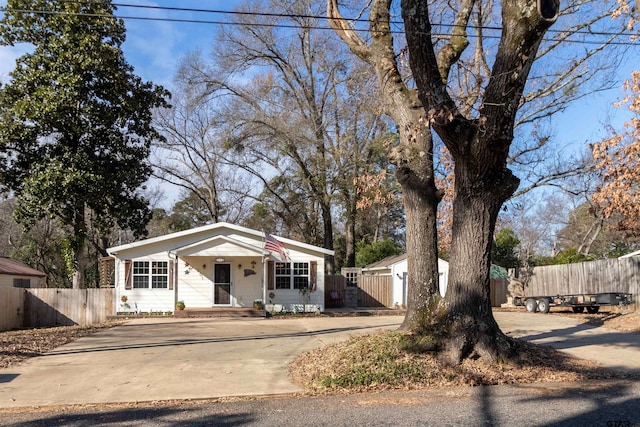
177, 257, 213, 308
265, 256, 325, 313
389, 258, 450, 306
176, 256, 265, 308
110, 224, 328, 313
115, 254, 174, 313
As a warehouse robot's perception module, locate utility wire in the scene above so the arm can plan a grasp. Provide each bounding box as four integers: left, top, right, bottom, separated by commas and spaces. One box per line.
102, 1, 640, 40
1, 3, 638, 47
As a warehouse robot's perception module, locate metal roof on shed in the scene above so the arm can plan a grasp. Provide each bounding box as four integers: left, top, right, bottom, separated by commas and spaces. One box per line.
0, 256, 46, 277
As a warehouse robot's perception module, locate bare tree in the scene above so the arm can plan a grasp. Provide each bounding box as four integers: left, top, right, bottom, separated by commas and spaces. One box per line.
178, 0, 388, 274
152, 92, 256, 225
593, 71, 640, 236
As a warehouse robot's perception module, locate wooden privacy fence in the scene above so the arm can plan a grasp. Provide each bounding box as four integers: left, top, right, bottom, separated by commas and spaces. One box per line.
520, 257, 640, 300
0, 288, 115, 331
324, 275, 393, 308
325, 275, 508, 309
0, 287, 25, 331
324, 275, 347, 307
490, 278, 509, 307
357, 275, 393, 308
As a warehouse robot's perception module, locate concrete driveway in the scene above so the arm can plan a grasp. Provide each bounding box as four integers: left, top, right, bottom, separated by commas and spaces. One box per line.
497, 311, 640, 373
0, 315, 402, 408
1, 311, 638, 409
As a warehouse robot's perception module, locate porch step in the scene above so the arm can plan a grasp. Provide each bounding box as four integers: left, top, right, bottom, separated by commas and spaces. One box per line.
174, 308, 265, 318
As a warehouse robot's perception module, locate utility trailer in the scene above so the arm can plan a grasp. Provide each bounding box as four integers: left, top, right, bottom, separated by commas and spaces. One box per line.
513, 292, 633, 314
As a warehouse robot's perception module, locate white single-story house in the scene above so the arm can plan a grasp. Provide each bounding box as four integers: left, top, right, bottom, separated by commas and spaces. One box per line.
361, 253, 449, 307
106, 222, 333, 314
0, 256, 46, 288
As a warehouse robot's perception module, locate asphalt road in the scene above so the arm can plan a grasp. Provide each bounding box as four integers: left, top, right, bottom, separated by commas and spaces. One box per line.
1, 311, 640, 426
2, 380, 639, 426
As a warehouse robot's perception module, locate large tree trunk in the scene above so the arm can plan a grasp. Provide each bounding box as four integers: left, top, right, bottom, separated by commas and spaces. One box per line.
398, 156, 441, 330
344, 203, 356, 267
71, 201, 86, 289
322, 200, 336, 275
400, 0, 556, 363
328, 0, 442, 326
440, 165, 520, 363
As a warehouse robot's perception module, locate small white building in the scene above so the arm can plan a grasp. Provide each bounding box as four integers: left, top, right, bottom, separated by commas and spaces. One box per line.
361, 253, 449, 307
106, 223, 333, 314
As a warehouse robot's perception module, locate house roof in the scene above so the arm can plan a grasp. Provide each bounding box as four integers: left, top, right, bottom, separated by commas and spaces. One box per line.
170, 235, 269, 257
361, 253, 408, 271
0, 256, 46, 277
107, 222, 334, 256
361, 253, 449, 271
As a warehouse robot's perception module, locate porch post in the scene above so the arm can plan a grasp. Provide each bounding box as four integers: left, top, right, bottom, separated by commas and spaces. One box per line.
262, 256, 267, 317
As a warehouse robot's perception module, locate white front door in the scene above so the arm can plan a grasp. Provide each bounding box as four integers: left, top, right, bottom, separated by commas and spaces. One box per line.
213, 263, 232, 306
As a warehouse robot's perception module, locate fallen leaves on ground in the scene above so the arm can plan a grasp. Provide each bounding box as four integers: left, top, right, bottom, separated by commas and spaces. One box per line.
289, 330, 634, 394
290, 308, 640, 393
0, 321, 124, 369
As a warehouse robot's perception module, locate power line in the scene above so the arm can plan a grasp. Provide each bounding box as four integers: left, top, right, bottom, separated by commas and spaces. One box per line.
103, 1, 640, 40
1, 3, 638, 47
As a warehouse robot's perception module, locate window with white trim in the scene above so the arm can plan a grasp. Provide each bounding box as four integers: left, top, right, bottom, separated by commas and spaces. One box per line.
275, 262, 309, 290
132, 261, 168, 289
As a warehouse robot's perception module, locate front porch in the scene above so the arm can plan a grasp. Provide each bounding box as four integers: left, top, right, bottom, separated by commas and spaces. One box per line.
174, 307, 265, 318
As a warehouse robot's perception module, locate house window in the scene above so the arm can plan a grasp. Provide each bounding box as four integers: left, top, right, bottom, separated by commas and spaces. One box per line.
132, 261, 168, 289
345, 270, 359, 287
13, 278, 30, 288
275, 262, 309, 290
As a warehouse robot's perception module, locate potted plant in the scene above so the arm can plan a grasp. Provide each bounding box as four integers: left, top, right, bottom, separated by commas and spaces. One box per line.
120, 295, 130, 309
175, 300, 185, 311
253, 299, 264, 310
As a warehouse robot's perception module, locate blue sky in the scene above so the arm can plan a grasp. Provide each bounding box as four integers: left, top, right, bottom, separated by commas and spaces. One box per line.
0, 1, 637, 209
0, 1, 233, 86
0, 1, 236, 207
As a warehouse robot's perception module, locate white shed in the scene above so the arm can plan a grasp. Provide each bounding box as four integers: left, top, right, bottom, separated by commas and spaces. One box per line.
361, 253, 449, 307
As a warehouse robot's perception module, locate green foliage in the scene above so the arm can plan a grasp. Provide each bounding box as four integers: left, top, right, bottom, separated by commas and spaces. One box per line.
552, 248, 597, 265
355, 238, 403, 267
60, 238, 75, 284
490, 264, 509, 279
530, 248, 598, 266
0, 1, 169, 285
0, 0, 169, 232
491, 228, 520, 269
169, 191, 214, 230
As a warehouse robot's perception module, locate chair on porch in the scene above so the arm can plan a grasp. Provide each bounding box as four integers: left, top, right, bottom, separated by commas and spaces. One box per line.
328, 290, 344, 308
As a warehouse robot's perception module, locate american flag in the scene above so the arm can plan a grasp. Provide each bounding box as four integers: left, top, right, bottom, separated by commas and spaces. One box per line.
264, 232, 290, 261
